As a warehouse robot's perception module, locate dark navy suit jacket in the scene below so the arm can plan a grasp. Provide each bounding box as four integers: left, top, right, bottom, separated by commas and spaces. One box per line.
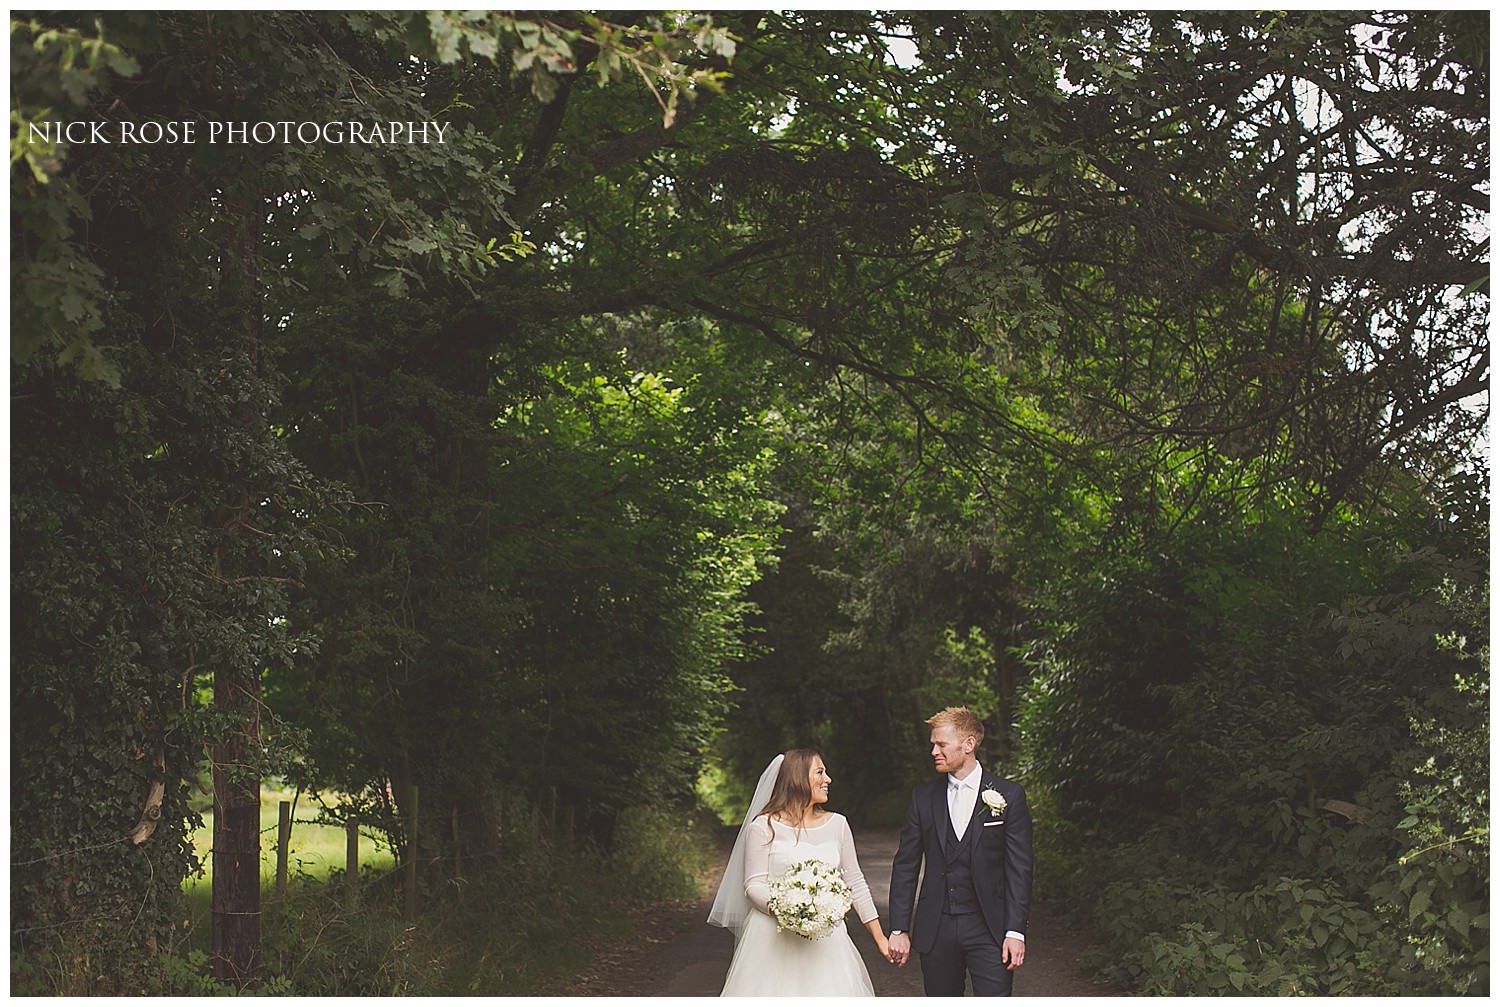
888, 770, 1033, 954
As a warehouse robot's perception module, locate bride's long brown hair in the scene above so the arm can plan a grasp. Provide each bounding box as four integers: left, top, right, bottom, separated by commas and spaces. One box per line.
757, 749, 823, 837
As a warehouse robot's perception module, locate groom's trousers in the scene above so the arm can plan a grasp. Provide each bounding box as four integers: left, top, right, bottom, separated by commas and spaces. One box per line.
921, 910, 1013, 996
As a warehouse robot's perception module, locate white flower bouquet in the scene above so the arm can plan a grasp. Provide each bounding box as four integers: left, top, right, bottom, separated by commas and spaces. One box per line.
766, 859, 853, 940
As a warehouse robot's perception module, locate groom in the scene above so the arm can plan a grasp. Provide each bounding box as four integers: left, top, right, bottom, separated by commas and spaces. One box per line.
887, 706, 1033, 996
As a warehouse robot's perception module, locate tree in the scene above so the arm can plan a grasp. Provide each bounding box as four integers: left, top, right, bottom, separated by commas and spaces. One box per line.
10, 9, 736, 989
11, 10, 1486, 994
12, 13, 332, 989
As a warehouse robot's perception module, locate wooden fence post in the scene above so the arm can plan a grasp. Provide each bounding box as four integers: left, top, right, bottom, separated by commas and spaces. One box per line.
451, 805, 462, 880
275, 801, 291, 900
501, 792, 513, 870
404, 785, 419, 919
345, 818, 360, 910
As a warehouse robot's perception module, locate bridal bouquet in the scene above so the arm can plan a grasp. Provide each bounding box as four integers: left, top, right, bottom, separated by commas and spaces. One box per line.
766, 859, 853, 940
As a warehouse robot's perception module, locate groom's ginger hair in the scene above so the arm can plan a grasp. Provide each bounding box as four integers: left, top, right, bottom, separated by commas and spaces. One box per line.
927, 706, 985, 745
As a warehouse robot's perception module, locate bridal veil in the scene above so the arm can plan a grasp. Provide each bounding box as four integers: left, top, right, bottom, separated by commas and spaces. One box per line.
705, 753, 783, 938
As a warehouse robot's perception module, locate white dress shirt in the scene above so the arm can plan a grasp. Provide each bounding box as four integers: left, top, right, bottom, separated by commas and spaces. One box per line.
948, 763, 981, 840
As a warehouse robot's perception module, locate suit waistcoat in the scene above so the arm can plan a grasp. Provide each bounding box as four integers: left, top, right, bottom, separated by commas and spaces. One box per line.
940, 818, 981, 914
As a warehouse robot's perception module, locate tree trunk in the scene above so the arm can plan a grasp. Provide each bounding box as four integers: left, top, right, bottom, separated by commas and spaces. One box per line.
211, 661, 262, 988
992, 628, 1017, 765
210, 200, 266, 990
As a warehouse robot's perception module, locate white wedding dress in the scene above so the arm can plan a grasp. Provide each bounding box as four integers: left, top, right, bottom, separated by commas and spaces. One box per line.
719, 813, 877, 996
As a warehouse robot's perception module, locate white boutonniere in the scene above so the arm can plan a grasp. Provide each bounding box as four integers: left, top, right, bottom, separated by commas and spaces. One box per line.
980, 787, 1007, 817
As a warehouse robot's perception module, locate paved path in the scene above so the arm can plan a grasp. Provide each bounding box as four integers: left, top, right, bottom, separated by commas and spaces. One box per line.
569, 826, 1125, 997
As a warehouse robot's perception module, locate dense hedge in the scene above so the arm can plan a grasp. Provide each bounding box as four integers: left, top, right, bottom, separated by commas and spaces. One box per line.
1022, 502, 1488, 994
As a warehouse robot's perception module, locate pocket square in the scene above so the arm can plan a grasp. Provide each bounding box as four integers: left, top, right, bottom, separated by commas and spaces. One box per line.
982, 820, 1005, 827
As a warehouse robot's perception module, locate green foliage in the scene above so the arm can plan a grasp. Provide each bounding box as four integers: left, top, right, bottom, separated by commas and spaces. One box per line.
10, 192, 326, 993
1372, 578, 1489, 994
271, 300, 784, 852
10, 8, 1487, 995
1090, 870, 1398, 994
151, 951, 295, 997
1026, 480, 1488, 996
607, 805, 719, 902
1018, 781, 1090, 907
166, 800, 709, 995
11, 9, 749, 990
416, 10, 734, 114
9, 17, 134, 379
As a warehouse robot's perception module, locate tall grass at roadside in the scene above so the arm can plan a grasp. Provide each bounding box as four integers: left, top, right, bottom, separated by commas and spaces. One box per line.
177, 786, 393, 956
158, 799, 719, 995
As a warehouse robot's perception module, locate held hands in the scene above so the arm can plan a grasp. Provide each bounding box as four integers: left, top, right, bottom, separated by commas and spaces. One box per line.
883, 931, 1020, 969
887, 931, 911, 967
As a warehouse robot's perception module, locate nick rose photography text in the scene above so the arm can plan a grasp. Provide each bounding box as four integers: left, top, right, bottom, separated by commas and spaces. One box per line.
27, 119, 452, 145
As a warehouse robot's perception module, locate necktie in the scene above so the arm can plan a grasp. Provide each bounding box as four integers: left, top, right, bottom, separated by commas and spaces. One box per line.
949, 779, 966, 839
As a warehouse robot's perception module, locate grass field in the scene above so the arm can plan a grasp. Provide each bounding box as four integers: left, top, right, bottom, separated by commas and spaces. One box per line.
186, 785, 395, 881
164, 794, 712, 993
181, 785, 395, 941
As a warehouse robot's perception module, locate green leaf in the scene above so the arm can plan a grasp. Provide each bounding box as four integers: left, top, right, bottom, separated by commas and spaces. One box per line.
1458, 273, 1488, 297
426, 11, 461, 62
1409, 887, 1432, 923
467, 29, 499, 60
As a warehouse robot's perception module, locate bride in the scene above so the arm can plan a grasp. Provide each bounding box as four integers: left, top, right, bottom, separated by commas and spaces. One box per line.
707, 749, 891, 996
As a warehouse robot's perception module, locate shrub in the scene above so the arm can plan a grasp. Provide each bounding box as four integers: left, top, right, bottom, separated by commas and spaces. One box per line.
1024, 515, 1488, 996
139, 799, 718, 995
